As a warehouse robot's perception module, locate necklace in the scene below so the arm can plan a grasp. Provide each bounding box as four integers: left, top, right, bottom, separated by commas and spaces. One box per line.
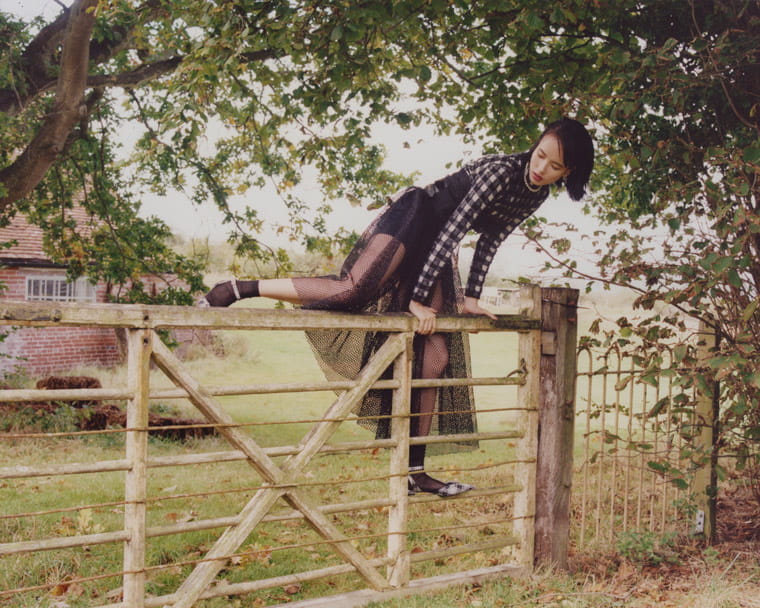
523, 163, 542, 192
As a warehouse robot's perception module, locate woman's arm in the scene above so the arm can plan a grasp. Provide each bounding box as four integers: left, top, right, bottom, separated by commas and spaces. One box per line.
462, 296, 497, 320
410, 296, 496, 335
409, 299, 438, 335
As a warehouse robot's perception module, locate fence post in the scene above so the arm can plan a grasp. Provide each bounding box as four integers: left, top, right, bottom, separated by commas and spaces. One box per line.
387, 332, 413, 587
514, 284, 542, 569
694, 321, 719, 543
123, 329, 151, 608
534, 287, 579, 569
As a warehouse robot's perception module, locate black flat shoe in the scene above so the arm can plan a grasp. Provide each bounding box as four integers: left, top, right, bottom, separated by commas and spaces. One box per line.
197, 279, 241, 307
433, 481, 474, 497
407, 474, 474, 498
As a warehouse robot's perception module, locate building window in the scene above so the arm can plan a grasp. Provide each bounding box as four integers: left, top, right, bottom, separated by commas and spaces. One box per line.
25, 275, 97, 303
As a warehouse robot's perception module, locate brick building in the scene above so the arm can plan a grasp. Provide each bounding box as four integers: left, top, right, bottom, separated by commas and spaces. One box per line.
0, 207, 196, 377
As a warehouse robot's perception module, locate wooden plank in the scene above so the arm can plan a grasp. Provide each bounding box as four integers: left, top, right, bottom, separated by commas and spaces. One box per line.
97, 562, 528, 608
154, 331, 404, 605
534, 288, 579, 569
0, 388, 131, 403
0, 299, 540, 332
0, 431, 522, 480
0, 459, 130, 479
147, 374, 524, 399
693, 321, 718, 542
263, 564, 528, 608
408, 536, 519, 564
144, 482, 522, 538
139, 538, 519, 607
134, 557, 394, 608
386, 333, 413, 587
131, 563, 526, 608
0, 530, 129, 556
145, 484, 521, 539
122, 329, 151, 608
514, 285, 541, 569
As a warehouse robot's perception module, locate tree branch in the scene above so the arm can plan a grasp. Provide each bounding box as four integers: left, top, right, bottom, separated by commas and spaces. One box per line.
0, 0, 98, 212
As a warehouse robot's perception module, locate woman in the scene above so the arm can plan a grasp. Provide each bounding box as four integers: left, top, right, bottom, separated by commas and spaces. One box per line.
200, 117, 594, 497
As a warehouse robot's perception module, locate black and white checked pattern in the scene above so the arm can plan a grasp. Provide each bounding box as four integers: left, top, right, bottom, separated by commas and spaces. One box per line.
411, 153, 550, 304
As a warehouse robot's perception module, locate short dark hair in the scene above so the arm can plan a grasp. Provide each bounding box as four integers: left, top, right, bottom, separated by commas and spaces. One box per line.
533, 117, 594, 201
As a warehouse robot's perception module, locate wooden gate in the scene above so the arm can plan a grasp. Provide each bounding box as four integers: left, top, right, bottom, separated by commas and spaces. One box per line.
0, 285, 575, 607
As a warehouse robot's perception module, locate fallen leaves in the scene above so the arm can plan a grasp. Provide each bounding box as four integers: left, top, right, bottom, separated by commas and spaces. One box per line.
164, 510, 197, 524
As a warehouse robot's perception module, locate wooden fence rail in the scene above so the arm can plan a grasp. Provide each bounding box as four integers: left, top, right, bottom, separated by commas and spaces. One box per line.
0, 284, 579, 607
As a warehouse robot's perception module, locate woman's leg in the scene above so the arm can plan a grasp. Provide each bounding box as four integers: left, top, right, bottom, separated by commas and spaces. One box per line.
408, 282, 450, 492
201, 233, 405, 309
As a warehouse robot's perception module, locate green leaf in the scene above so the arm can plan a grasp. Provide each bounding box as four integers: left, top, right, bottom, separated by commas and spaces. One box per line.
648, 461, 668, 473
712, 256, 733, 274
648, 397, 670, 418
744, 145, 760, 164
742, 299, 759, 322
641, 372, 660, 388
748, 372, 760, 389
525, 12, 545, 29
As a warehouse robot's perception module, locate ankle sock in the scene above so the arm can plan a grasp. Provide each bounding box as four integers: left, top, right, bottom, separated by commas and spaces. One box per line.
409, 444, 426, 470
408, 444, 445, 492
236, 280, 260, 298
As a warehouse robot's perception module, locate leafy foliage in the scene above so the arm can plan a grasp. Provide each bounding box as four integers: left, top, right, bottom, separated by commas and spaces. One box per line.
616, 530, 681, 568
515, 0, 760, 489
1, 2, 759, 484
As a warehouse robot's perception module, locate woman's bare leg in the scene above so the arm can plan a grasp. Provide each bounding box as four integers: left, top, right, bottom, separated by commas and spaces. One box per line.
258, 279, 301, 304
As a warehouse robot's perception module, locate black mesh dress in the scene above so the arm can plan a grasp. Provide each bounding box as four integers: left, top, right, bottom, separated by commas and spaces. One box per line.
291, 153, 549, 456
296, 169, 476, 455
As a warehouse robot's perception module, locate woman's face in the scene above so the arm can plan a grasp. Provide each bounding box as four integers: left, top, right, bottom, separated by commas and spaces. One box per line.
528, 134, 571, 187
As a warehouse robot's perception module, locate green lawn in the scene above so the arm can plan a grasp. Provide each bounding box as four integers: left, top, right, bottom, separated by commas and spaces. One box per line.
1, 316, 527, 607
2, 296, 747, 608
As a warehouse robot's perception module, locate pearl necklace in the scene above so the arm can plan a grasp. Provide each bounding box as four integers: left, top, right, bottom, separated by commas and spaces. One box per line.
523, 163, 542, 192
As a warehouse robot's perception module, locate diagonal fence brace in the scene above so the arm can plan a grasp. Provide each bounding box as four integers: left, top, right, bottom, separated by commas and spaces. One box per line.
151, 332, 408, 606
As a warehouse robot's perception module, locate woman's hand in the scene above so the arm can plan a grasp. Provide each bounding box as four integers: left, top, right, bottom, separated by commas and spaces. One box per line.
409, 300, 438, 335
462, 296, 497, 320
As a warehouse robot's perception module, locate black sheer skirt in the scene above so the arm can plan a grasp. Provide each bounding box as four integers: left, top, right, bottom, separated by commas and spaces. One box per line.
296, 169, 477, 454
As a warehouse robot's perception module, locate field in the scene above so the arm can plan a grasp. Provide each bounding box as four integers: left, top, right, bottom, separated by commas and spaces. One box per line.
1, 295, 759, 607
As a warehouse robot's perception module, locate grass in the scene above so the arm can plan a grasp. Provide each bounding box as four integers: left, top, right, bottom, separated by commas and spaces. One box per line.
1, 296, 757, 607
0, 307, 527, 608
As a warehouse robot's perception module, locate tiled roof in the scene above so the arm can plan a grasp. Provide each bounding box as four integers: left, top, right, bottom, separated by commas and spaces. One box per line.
0, 205, 98, 264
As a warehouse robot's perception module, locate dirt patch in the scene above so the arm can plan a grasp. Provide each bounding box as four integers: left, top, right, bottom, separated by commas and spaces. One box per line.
569, 474, 760, 607
1, 375, 215, 441
36, 375, 103, 391
717, 481, 760, 543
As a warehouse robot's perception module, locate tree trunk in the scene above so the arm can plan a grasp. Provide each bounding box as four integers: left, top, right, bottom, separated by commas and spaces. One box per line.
0, 0, 98, 213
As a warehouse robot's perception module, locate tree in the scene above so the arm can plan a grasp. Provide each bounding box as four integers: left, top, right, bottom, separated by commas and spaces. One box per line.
1, 0, 432, 298
2, 0, 760, 482
505, 0, 760, 494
